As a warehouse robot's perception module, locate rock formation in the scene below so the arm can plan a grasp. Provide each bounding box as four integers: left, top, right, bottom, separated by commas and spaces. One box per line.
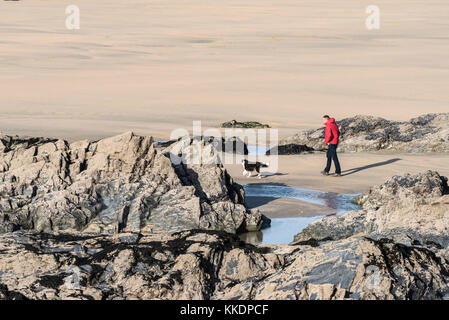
294, 171, 449, 249
155, 136, 249, 155
0, 132, 267, 235
221, 120, 270, 129
1, 132, 449, 300
281, 113, 449, 152
0, 229, 448, 300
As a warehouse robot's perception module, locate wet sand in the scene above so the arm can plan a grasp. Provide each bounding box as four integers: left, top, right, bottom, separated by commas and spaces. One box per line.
245, 196, 334, 218
226, 152, 449, 218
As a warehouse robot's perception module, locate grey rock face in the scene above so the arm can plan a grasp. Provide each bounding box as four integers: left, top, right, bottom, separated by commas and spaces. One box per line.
1, 133, 449, 300
0, 132, 266, 234
282, 113, 449, 152
0, 230, 447, 300
294, 171, 449, 248
157, 136, 249, 155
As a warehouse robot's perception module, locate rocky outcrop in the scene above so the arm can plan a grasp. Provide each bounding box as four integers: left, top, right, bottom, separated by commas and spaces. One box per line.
155, 136, 249, 155
221, 120, 270, 129
0, 229, 448, 300
282, 113, 449, 152
0, 132, 267, 235
294, 171, 449, 248
2, 132, 449, 300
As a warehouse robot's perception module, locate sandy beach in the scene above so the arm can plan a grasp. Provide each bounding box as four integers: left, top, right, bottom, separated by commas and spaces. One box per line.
226, 152, 449, 218
1, 0, 449, 141
2, 1, 449, 220
2, 1, 449, 301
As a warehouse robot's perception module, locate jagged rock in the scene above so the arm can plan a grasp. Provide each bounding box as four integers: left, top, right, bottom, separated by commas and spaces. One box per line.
223, 136, 249, 155
0, 132, 267, 235
156, 136, 249, 155
0, 135, 58, 153
0, 284, 28, 300
153, 139, 178, 149
294, 171, 449, 248
243, 236, 449, 300
2, 132, 449, 300
282, 113, 449, 152
266, 143, 315, 155
221, 120, 270, 129
353, 170, 449, 208
0, 230, 447, 300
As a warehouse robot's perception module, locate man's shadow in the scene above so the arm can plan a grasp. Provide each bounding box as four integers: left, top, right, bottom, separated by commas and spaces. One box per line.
341, 158, 401, 176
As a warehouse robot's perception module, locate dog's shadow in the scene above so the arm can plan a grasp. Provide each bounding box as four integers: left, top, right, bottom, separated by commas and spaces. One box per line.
259, 172, 288, 178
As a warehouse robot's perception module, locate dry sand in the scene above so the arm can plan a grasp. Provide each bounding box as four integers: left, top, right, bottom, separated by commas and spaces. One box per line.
1, 1, 449, 141
226, 153, 449, 194
225, 152, 449, 217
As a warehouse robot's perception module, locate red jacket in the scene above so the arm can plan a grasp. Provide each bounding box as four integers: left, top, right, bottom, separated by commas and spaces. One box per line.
325, 118, 340, 145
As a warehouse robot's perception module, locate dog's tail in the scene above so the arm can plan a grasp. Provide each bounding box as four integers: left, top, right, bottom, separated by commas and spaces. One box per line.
261, 162, 269, 168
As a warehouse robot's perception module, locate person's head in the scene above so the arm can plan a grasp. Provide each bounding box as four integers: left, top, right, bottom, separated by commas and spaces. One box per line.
322, 115, 330, 124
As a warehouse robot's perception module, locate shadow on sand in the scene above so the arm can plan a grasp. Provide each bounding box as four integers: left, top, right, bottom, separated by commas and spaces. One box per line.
261, 172, 288, 177
341, 158, 402, 176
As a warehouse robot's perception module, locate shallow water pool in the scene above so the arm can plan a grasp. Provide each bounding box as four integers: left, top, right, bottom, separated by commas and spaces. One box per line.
240, 184, 359, 245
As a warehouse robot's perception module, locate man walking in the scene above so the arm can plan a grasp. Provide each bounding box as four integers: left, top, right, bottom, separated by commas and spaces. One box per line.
321, 115, 341, 177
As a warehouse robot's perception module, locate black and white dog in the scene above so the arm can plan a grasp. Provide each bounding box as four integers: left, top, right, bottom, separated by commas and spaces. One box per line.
241, 159, 269, 179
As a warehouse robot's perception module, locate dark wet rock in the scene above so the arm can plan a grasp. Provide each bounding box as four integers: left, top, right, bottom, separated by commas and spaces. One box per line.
223, 136, 249, 155
0, 135, 58, 153
0, 230, 448, 300
201, 136, 249, 155
266, 143, 314, 155
282, 113, 449, 152
155, 136, 249, 155
294, 171, 449, 248
0, 284, 28, 300
0, 132, 267, 235
221, 120, 270, 129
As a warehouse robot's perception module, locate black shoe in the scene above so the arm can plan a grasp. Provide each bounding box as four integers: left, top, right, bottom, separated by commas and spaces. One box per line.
321, 171, 329, 176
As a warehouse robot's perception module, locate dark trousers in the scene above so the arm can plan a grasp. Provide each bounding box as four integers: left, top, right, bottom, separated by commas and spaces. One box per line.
325, 144, 341, 174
